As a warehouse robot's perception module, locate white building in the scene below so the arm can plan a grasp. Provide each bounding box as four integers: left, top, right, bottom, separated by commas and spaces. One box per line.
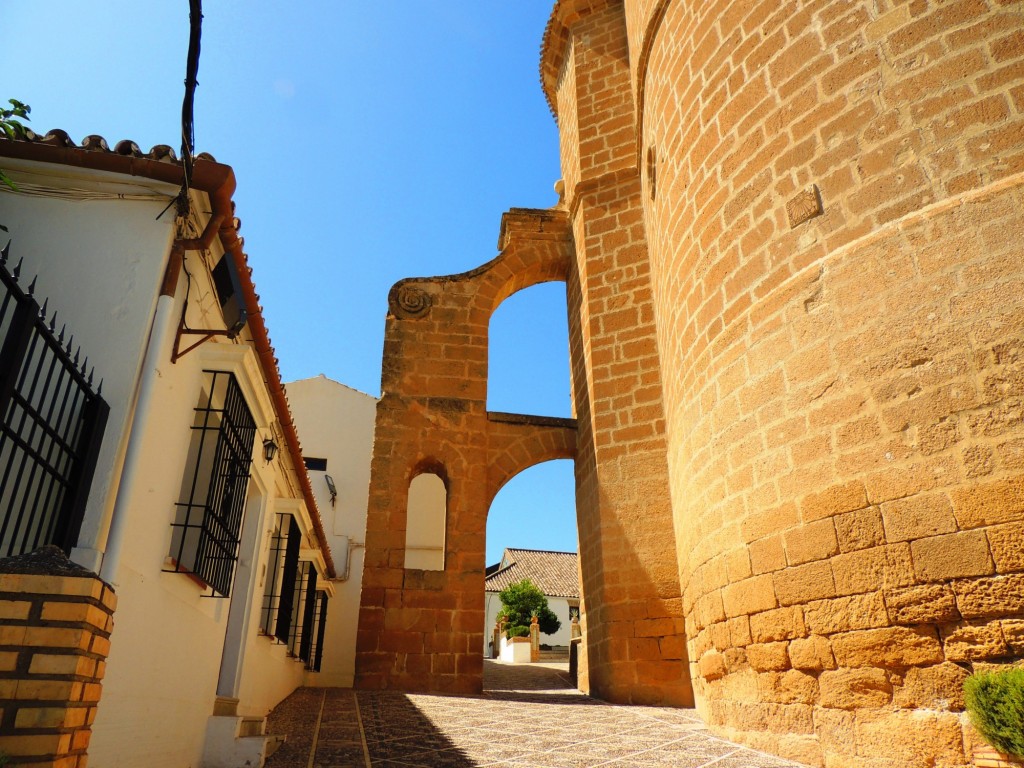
285, 374, 377, 687
484, 548, 580, 655
0, 131, 335, 768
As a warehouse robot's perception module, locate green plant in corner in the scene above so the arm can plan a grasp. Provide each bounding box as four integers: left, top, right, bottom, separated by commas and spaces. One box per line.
964, 666, 1024, 758
0, 98, 32, 230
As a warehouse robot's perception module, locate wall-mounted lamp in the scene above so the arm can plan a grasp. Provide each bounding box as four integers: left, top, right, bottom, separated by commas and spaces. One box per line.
325, 474, 338, 508
262, 438, 279, 464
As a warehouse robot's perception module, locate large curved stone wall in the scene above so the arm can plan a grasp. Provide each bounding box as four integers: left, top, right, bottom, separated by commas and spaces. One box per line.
545, 0, 1024, 765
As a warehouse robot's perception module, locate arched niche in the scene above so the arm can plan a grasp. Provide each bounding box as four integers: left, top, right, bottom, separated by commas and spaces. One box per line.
404, 472, 446, 571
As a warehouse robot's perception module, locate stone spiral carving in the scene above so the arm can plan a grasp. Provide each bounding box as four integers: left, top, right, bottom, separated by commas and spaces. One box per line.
392, 284, 432, 318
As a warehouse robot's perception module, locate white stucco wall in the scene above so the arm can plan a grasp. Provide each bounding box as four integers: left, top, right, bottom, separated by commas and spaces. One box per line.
3, 162, 331, 767
0, 160, 177, 570
284, 374, 378, 687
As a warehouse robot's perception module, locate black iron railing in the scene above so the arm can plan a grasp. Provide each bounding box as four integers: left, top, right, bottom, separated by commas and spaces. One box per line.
168, 370, 256, 597
0, 245, 108, 558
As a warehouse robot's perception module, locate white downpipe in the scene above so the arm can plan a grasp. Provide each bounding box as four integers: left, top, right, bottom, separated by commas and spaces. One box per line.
98, 294, 177, 585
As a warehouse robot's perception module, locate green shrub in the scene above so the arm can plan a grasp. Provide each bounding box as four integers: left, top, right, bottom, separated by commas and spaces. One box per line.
497, 579, 561, 636
964, 666, 1024, 757
506, 625, 530, 639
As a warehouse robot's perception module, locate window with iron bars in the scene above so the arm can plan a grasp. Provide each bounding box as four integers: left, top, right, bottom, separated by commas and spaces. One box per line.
259, 512, 327, 664
167, 370, 256, 598
260, 512, 291, 637
288, 560, 313, 659
307, 591, 329, 672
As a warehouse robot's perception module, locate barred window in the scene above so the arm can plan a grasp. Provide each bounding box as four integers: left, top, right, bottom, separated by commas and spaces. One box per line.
258, 512, 328, 660
288, 561, 313, 659
307, 591, 329, 672
260, 513, 290, 635
274, 515, 302, 643
168, 371, 256, 597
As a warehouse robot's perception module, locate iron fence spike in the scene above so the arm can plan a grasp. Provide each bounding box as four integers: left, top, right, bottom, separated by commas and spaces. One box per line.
97, 379, 104, 395
12, 257, 23, 280
81, 356, 89, 377
87, 367, 94, 386
0, 240, 9, 264
73, 348, 80, 366
58, 324, 66, 343
39, 297, 48, 318
49, 311, 57, 333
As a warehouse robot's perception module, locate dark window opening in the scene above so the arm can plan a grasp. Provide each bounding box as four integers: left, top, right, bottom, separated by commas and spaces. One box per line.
303, 457, 327, 472
260, 513, 289, 635
167, 370, 256, 598
211, 256, 248, 336
274, 515, 302, 643
307, 592, 328, 672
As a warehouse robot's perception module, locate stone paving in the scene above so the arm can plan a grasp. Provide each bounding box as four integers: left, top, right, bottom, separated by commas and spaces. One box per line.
265, 661, 807, 768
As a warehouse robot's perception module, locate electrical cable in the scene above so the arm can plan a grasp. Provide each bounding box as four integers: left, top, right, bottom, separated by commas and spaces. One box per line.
178, 0, 203, 217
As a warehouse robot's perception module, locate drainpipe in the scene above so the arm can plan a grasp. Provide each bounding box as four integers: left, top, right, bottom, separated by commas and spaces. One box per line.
99, 219, 222, 585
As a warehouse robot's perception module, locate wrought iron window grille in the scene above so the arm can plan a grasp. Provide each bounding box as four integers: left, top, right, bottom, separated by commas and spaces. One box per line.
274, 514, 301, 644
167, 370, 256, 598
0, 245, 109, 558
287, 561, 311, 658
307, 590, 328, 672
260, 512, 290, 637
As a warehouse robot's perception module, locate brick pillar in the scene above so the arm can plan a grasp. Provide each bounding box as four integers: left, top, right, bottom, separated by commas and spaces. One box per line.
529, 617, 540, 663
0, 547, 115, 768
556, 0, 692, 706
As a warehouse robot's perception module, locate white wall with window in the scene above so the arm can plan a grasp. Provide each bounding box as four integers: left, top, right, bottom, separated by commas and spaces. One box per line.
1, 151, 335, 768
285, 374, 378, 687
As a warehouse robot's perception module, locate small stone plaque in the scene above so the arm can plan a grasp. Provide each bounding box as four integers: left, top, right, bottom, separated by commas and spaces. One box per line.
786, 184, 823, 228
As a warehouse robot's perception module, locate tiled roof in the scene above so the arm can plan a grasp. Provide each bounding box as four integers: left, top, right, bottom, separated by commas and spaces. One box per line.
0, 130, 337, 576
485, 548, 579, 599
3, 128, 217, 163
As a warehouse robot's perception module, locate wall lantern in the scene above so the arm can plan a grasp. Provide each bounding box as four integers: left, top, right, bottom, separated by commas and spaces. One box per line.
263, 438, 279, 464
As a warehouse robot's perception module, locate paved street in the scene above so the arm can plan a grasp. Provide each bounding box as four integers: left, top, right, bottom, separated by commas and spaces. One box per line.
265, 661, 806, 768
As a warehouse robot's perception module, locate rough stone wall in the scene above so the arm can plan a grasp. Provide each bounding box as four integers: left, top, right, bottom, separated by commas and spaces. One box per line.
355, 210, 577, 694
544, 0, 1024, 765
555, 0, 693, 707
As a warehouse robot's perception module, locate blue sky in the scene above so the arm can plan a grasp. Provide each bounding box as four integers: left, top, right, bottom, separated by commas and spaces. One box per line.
5, 2, 578, 564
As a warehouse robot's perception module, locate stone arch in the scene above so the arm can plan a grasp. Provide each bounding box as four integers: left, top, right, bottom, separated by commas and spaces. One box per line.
355, 209, 579, 695
485, 412, 576, 507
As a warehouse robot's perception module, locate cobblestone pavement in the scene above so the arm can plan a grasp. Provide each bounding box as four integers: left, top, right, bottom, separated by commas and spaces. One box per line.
265, 661, 807, 768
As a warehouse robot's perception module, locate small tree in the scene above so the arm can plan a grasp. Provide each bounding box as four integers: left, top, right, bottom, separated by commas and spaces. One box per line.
498, 578, 561, 637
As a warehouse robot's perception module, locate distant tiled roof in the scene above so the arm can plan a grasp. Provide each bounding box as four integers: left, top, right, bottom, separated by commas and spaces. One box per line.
485, 548, 579, 599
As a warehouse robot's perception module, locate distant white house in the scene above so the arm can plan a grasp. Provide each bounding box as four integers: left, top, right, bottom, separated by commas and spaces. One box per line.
484, 548, 579, 655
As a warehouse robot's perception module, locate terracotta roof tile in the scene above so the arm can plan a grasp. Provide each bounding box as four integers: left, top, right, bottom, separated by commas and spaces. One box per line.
485, 548, 579, 599
3, 128, 217, 163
